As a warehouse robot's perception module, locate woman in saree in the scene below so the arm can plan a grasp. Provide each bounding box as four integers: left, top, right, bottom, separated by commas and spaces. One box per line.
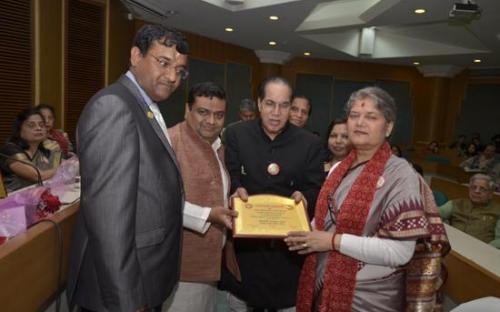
0, 108, 61, 192
285, 86, 448, 312
323, 118, 352, 173
37, 103, 74, 158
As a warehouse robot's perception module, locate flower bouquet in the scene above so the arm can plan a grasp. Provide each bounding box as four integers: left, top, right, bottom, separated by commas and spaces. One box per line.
0, 186, 62, 244
0, 156, 78, 245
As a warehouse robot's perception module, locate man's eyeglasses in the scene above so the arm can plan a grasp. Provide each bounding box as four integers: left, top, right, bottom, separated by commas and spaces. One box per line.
150, 54, 189, 80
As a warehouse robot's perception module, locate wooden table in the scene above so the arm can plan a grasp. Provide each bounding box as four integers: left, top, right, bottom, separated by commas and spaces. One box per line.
443, 224, 500, 303
0, 201, 79, 312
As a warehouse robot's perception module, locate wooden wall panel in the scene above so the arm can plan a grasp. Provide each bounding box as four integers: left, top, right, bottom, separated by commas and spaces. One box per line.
0, 0, 32, 144
35, 0, 63, 127
283, 57, 472, 144
65, 0, 105, 141
106, 0, 135, 85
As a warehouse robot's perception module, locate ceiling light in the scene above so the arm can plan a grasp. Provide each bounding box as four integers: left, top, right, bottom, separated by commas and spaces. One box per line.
473, 59, 482, 63
414, 8, 426, 14
225, 27, 234, 32
304, 52, 311, 56
269, 41, 277, 46
413, 61, 420, 65
269, 15, 279, 21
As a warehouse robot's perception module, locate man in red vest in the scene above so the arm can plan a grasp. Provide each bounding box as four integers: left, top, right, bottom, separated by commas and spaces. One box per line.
166, 81, 239, 311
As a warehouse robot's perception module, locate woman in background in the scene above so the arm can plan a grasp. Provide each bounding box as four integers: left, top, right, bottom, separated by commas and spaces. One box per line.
0, 108, 60, 192
37, 103, 73, 158
323, 118, 352, 172
464, 142, 478, 158
427, 140, 440, 154
390, 144, 402, 157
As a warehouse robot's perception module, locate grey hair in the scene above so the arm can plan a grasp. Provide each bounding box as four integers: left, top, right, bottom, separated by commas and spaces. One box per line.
344, 86, 397, 124
469, 173, 495, 191
239, 98, 256, 112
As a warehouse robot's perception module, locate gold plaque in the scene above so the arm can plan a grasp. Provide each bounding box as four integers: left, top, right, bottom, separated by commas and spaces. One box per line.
232, 194, 311, 238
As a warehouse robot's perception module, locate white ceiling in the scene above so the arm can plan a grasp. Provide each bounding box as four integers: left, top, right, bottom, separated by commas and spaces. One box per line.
121, 0, 500, 70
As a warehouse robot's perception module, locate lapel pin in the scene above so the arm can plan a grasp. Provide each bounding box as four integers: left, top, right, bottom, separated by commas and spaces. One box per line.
147, 111, 154, 119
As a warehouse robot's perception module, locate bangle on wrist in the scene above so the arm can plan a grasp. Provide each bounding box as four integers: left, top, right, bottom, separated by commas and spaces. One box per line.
331, 233, 336, 251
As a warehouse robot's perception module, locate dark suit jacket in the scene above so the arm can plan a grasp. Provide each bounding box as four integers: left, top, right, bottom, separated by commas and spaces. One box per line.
67, 75, 184, 312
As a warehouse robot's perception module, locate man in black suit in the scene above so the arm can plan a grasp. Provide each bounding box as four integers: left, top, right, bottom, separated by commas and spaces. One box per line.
67, 24, 189, 312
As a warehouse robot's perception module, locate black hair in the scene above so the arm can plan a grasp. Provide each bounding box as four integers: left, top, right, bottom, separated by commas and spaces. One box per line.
391, 144, 403, 157
36, 103, 56, 118
291, 95, 312, 116
187, 82, 226, 110
8, 108, 50, 157
257, 76, 292, 101
325, 118, 348, 162
133, 24, 189, 55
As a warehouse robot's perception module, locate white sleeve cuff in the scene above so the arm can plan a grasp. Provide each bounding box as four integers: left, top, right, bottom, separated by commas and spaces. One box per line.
183, 201, 211, 234
339, 234, 416, 267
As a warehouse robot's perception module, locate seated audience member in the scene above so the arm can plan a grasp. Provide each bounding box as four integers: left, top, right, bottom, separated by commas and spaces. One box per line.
0, 108, 61, 192
449, 134, 467, 156
37, 103, 74, 158
426, 140, 439, 154
391, 144, 403, 157
492, 162, 500, 192
439, 173, 500, 248
492, 134, 500, 154
324, 118, 352, 172
464, 142, 478, 158
289, 95, 311, 128
471, 134, 483, 152
460, 143, 499, 174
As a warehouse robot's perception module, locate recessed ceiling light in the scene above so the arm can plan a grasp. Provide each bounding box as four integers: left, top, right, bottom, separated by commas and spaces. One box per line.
225, 27, 234, 32
269, 15, 279, 21
413, 61, 420, 65
414, 8, 426, 14
269, 41, 277, 46
304, 52, 311, 56
473, 59, 482, 63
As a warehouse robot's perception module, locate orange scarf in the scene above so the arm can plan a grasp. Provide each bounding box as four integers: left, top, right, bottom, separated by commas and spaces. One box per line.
297, 142, 392, 312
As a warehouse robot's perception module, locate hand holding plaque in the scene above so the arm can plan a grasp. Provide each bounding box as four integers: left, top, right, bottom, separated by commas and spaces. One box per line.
232, 194, 311, 238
